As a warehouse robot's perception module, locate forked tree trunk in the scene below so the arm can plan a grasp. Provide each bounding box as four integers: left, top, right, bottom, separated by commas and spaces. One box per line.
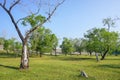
20, 42, 29, 69
101, 49, 109, 60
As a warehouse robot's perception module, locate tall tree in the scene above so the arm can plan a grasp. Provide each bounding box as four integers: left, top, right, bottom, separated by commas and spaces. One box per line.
0, 0, 65, 69
29, 27, 58, 57
51, 34, 58, 56
84, 28, 119, 60
103, 17, 115, 32
60, 38, 74, 56
72, 38, 86, 55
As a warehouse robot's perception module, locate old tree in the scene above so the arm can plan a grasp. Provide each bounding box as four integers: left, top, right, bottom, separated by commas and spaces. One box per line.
0, 0, 64, 69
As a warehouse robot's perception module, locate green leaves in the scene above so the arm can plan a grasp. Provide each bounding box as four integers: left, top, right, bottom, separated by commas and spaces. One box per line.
84, 28, 119, 54
22, 14, 46, 27
29, 27, 58, 55
60, 38, 74, 55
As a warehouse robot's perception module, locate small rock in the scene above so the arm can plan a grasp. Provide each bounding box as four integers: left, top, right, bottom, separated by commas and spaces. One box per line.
80, 70, 88, 78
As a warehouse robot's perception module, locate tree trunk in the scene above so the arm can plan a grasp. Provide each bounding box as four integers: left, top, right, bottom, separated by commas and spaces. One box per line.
95, 53, 99, 62
20, 43, 29, 69
101, 49, 109, 60
40, 52, 42, 57
79, 51, 81, 55
54, 48, 57, 56
89, 51, 92, 56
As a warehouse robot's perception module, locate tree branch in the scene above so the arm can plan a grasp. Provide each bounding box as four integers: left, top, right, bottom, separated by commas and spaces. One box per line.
0, 2, 24, 42
25, 0, 65, 41
3, 0, 6, 7
9, 0, 20, 11
16, 3, 41, 24
45, 0, 65, 22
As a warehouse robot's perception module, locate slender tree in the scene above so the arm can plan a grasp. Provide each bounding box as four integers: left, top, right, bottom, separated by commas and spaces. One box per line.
0, 0, 65, 69
103, 17, 115, 32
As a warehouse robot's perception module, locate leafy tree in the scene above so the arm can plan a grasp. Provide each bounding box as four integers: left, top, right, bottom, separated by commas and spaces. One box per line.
72, 38, 86, 55
84, 28, 119, 60
29, 27, 58, 57
0, 37, 4, 45
3, 38, 15, 53
0, 0, 65, 69
51, 34, 58, 56
60, 38, 74, 56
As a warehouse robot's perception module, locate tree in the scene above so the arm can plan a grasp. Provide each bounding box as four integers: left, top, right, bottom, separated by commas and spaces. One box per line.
4, 38, 16, 53
72, 38, 86, 55
0, 37, 4, 45
84, 28, 119, 60
0, 0, 65, 69
51, 34, 58, 56
29, 27, 58, 57
60, 38, 74, 56
103, 17, 115, 32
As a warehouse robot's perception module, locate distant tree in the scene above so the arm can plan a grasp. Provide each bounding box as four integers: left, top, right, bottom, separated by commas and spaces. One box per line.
72, 38, 86, 55
14, 41, 22, 53
0, 0, 65, 69
0, 37, 4, 45
84, 28, 119, 60
50, 34, 58, 56
29, 27, 58, 57
60, 38, 74, 56
103, 17, 115, 31
4, 38, 16, 53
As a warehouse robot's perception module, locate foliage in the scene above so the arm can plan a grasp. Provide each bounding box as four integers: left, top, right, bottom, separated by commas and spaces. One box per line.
22, 14, 46, 27
29, 27, 58, 56
84, 28, 119, 58
60, 38, 75, 55
71, 38, 86, 54
0, 37, 4, 45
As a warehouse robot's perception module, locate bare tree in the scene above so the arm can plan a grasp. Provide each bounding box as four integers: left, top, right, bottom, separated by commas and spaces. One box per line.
0, 0, 65, 69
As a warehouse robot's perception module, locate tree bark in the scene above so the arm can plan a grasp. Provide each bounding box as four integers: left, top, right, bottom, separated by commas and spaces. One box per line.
101, 49, 109, 60
79, 51, 81, 55
20, 42, 29, 69
89, 51, 92, 56
95, 53, 99, 62
54, 48, 57, 56
40, 52, 42, 57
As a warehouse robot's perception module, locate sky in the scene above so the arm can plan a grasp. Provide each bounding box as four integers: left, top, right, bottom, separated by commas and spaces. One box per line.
0, 0, 120, 43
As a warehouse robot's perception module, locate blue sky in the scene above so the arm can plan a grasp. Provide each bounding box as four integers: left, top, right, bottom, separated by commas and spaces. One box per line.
0, 0, 120, 43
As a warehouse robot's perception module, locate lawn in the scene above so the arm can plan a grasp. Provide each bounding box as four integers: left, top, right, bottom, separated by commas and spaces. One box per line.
0, 54, 120, 80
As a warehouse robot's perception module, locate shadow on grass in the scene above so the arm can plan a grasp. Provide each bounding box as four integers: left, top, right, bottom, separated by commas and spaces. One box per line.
0, 53, 21, 58
99, 64, 120, 69
49, 56, 95, 61
77, 75, 96, 80
0, 64, 19, 70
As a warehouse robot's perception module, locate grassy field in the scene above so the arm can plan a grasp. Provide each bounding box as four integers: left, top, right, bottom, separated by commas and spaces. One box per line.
0, 54, 120, 80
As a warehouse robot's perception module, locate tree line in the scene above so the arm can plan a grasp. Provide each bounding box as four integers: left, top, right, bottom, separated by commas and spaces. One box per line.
1, 24, 120, 61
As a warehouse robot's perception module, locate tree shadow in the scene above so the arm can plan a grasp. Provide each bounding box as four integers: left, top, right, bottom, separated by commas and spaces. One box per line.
99, 64, 120, 69
50, 56, 95, 61
0, 53, 21, 58
0, 64, 19, 70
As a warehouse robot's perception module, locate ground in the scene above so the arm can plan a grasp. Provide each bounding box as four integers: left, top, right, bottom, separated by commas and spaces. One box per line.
0, 53, 120, 80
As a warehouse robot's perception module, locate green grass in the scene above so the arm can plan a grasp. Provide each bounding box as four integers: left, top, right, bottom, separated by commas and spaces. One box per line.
0, 54, 120, 80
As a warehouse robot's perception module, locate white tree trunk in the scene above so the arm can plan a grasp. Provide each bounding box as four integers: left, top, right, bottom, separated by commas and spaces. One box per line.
20, 43, 29, 69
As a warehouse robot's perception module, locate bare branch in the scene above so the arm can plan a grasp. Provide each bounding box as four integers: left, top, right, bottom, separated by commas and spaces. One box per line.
9, 0, 20, 11
16, 8, 40, 24
3, 0, 6, 7
16, 1, 41, 24
45, 0, 65, 22
25, 0, 65, 40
